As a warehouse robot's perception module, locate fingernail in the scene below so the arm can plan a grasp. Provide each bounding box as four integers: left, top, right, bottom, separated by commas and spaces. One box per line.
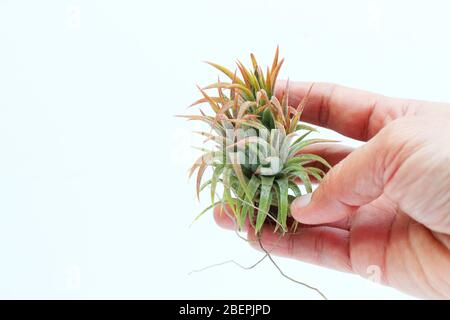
291, 193, 312, 213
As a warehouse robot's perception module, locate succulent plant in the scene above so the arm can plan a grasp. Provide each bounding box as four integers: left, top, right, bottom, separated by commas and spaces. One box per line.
180, 48, 333, 235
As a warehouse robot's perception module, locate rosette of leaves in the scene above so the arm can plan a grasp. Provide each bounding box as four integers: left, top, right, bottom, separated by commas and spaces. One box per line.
180, 48, 333, 235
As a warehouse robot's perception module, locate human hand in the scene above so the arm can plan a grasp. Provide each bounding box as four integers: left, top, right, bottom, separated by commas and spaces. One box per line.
214, 82, 450, 299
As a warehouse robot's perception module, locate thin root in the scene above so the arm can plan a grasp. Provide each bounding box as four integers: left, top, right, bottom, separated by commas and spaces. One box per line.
188, 192, 328, 300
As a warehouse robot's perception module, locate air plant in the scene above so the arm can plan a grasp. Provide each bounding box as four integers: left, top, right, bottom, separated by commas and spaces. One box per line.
180, 48, 333, 235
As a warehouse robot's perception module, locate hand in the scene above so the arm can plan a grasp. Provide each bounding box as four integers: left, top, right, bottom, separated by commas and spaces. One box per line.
214, 82, 450, 299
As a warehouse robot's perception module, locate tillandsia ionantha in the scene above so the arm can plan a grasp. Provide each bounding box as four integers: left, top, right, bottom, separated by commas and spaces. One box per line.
180, 47, 334, 235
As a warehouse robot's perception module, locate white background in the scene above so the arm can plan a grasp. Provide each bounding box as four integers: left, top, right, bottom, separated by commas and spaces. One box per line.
1, 0, 449, 299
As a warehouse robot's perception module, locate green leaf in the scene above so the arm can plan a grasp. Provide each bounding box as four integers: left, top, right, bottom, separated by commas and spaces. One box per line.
204, 61, 244, 86
292, 130, 313, 146
241, 175, 261, 228
305, 166, 327, 181
237, 60, 259, 94
211, 165, 224, 204
191, 201, 220, 225
222, 167, 236, 213
275, 177, 289, 232
261, 108, 275, 130
306, 169, 323, 182
292, 170, 313, 193
200, 179, 212, 192
288, 154, 332, 169
230, 154, 253, 203
288, 181, 302, 197
281, 163, 301, 175
235, 183, 245, 229
255, 176, 275, 234
296, 123, 318, 132
288, 139, 337, 159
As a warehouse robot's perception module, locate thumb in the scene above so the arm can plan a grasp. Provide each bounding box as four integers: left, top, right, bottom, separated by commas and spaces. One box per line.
290, 137, 388, 224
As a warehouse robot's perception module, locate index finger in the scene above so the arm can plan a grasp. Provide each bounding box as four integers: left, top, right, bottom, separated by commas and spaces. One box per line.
275, 81, 413, 141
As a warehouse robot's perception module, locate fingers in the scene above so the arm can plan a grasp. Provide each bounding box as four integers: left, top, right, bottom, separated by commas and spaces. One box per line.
248, 225, 352, 272
214, 204, 352, 230
276, 81, 414, 141
290, 132, 388, 225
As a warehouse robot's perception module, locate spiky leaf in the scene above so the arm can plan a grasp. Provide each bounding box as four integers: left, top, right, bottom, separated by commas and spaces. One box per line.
255, 176, 275, 234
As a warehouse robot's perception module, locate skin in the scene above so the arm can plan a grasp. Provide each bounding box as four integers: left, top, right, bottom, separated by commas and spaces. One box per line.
214, 81, 450, 299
